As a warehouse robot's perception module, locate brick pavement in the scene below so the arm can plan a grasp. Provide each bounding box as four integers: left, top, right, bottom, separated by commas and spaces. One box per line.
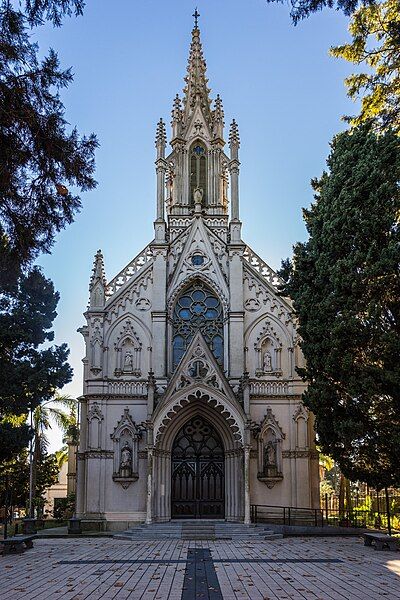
0, 536, 399, 599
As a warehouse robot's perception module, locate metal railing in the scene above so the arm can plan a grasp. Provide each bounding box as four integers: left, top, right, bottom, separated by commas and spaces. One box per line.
251, 504, 324, 527
251, 503, 400, 531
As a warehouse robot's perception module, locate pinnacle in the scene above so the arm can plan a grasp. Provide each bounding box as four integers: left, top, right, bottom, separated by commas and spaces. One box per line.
155, 118, 167, 147
183, 23, 211, 113
214, 94, 224, 119
229, 119, 240, 148
89, 249, 106, 291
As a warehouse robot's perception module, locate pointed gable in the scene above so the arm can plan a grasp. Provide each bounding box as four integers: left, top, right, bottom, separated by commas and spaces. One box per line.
168, 216, 229, 303
163, 332, 236, 403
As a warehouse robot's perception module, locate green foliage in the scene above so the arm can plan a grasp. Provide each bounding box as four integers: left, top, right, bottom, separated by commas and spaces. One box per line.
279, 124, 400, 488
0, 1, 97, 268
331, 0, 400, 133
0, 449, 59, 509
53, 492, 75, 520
0, 268, 72, 461
0, 1, 93, 458
266, 0, 375, 24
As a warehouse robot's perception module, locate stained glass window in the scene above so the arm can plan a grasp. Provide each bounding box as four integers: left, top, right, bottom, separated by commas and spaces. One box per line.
172, 280, 223, 369
190, 143, 207, 205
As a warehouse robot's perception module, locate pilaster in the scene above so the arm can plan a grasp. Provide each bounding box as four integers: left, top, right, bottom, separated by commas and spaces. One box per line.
228, 244, 245, 377
150, 245, 168, 377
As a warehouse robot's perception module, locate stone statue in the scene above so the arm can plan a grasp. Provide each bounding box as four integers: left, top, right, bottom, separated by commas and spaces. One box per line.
265, 441, 276, 466
193, 187, 203, 205
263, 350, 272, 372
123, 350, 133, 372
120, 442, 132, 477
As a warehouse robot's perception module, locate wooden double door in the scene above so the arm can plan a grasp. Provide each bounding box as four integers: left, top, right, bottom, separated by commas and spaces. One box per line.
171, 416, 224, 519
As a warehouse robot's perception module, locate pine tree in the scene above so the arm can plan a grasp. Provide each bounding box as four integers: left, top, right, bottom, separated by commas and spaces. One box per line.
0, 1, 97, 269
279, 124, 400, 488
266, 0, 400, 134
331, 0, 400, 133
0, 1, 95, 457
0, 268, 72, 461
266, 0, 373, 24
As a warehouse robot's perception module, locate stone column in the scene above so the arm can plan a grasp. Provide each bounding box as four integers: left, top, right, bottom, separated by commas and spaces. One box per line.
146, 426, 154, 524
150, 247, 167, 377
244, 445, 251, 524
229, 119, 240, 221
154, 118, 167, 241
228, 247, 245, 378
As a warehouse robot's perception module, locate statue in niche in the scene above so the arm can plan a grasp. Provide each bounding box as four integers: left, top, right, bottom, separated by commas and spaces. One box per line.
123, 350, 134, 373
265, 441, 276, 466
193, 187, 203, 205
264, 441, 277, 476
263, 350, 273, 372
119, 442, 132, 477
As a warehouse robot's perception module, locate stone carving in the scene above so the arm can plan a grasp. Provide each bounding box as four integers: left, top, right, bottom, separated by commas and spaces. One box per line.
107, 381, 147, 396
293, 403, 309, 449
114, 320, 142, 377
122, 350, 133, 372
87, 402, 103, 423
105, 269, 153, 324
174, 341, 225, 394
135, 297, 151, 311
243, 268, 292, 326
265, 441, 276, 467
253, 320, 283, 377
250, 381, 288, 395
119, 442, 133, 477
87, 402, 103, 450
106, 245, 153, 298
263, 351, 272, 372
244, 298, 261, 312
111, 408, 143, 488
90, 320, 103, 375
243, 246, 283, 290
193, 187, 203, 205
254, 408, 285, 487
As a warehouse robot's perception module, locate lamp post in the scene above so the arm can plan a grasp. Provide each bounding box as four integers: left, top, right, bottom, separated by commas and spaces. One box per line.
68, 399, 82, 534
23, 407, 37, 534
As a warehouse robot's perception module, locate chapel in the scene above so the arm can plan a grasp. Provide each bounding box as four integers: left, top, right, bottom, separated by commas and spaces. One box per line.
76, 17, 320, 530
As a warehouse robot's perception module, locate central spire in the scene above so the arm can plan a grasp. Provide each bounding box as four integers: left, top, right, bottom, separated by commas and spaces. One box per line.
159, 14, 240, 225
182, 18, 212, 123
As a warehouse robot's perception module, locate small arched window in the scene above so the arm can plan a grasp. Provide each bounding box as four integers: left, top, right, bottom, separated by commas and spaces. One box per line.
190, 143, 207, 205
172, 280, 223, 369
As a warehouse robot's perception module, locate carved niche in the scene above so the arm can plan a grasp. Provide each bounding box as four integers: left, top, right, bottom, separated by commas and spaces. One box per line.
293, 403, 309, 450
90, 320, 103, 375
254, 408, 285, 488
110, 408, 143, 489
87, 402, 104, 449
254, 321, 283, 377
113, 320, 142, 377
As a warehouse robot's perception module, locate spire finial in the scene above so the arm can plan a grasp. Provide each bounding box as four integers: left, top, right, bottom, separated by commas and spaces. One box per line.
193, 7, 200, 28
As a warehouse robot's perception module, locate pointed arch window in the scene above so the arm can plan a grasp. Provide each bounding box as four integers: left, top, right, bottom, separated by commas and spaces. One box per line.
190, 142, 207, 205
172, 280, 223, 369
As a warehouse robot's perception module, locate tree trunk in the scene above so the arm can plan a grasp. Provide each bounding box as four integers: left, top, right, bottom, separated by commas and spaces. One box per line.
339, 474, 345, 519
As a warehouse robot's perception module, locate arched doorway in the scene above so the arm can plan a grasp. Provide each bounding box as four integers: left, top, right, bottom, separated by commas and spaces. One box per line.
171, 415, 225, 519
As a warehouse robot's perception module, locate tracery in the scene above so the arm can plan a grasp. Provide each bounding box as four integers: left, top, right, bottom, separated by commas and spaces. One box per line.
172, 280, 223, 368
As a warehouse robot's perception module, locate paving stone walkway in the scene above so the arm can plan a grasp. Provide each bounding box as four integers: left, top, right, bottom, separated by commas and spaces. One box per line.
0, 536, 399, 599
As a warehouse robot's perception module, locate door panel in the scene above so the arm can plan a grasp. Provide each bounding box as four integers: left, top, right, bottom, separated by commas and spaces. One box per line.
171, 416, 224, 519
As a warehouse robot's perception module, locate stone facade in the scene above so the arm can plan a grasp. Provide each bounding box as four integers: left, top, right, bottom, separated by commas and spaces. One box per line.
76, 21, 319, 531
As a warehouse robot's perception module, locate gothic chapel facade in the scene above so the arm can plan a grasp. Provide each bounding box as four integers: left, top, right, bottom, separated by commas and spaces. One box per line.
77, 22, 320, 530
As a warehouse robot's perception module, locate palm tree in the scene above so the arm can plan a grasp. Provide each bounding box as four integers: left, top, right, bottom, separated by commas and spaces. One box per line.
31, 395, 77, 515
54, 446, 69, 469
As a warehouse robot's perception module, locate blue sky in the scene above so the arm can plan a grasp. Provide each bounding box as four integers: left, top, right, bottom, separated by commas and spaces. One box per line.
33, 0, 356, 449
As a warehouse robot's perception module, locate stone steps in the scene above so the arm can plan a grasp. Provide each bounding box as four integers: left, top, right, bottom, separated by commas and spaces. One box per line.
114, 520, 283, 541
